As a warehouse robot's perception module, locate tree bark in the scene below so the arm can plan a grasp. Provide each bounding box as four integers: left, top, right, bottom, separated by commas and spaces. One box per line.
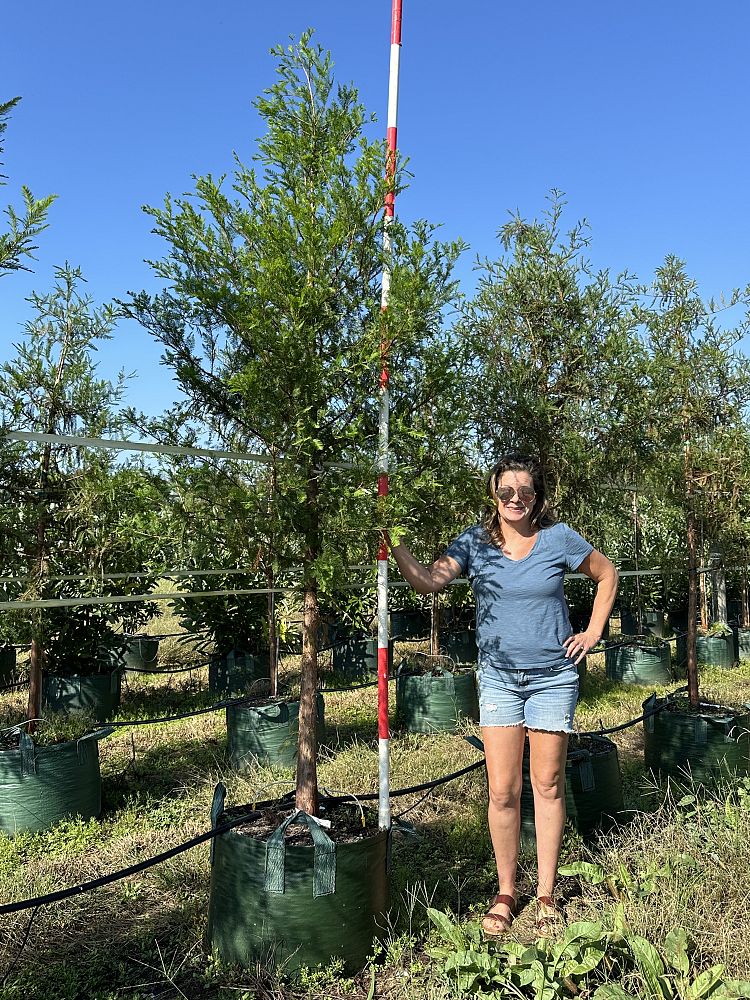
295, 468, 320, 816
686, 491, 699, 709
430, 591, 440, 657
266, 566, 278, 698
27, 440, 52, 731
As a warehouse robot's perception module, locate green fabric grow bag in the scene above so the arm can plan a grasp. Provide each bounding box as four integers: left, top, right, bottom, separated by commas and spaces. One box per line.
440, 630, 478, 664
396, 664, 478, 733
227, 694, 325, 768
737, 628, 750, 661
123, 635, 160, 671
332, 637, 393, 680
643, 694, 750, 784
209, 650, 270, 697
0, 645, 16, 683
0, 728, 111, 835
43, 669, 122, 721
520, 735, 624, 843
206, 785, 390, 974
696, 635, 735, 669
605, 642, 672, 685
390, 610, 430, 640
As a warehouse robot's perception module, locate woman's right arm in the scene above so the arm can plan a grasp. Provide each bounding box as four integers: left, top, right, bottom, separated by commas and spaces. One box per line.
386, 535, 463, 594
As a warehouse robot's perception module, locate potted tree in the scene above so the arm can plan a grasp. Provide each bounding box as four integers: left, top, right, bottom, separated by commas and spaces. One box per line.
125, 34, 462, 973
0, 266, 132, 830
636, 258, 750, 784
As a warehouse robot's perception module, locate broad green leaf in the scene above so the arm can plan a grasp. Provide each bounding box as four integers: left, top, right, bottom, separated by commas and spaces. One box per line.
664, 927, 690, 976
592, 987, 635, 1000
426, 907, 464, 948
558, 861, 609, 884
686, 965, 726, 1000
628, 935, 671, 999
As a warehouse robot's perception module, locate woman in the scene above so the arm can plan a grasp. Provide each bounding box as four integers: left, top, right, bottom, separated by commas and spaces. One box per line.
387, 453, 618, 935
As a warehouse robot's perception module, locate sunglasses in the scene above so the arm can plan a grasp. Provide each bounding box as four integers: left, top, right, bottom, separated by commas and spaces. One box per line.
497, 486, 536, 504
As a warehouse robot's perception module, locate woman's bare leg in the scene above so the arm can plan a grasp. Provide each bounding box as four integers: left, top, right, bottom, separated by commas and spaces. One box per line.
481, 723, 526, 924
527, 728, 569, 900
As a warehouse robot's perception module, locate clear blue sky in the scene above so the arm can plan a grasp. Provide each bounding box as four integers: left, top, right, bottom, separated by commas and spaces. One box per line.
2, 0, 749, 417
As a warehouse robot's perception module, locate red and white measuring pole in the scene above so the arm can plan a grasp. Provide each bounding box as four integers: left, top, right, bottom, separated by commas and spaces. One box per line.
377, 0, 403, 831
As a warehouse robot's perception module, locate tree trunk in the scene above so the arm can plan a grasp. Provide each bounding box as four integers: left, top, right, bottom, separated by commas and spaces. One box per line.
686, 500, 699, 709
266, 566, 278, 697
430, 592, 440, 657
27, 440, 53, 731
295, 468, 320, 816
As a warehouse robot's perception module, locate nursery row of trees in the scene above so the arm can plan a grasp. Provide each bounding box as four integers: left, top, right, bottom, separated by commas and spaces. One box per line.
3, 36, 750, 794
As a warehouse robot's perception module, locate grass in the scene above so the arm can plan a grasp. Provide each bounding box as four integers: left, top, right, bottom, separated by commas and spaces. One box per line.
1, 622, 750, 997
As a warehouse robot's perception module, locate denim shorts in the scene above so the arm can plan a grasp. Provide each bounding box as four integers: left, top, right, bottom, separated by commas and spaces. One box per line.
477, 654, 578, 732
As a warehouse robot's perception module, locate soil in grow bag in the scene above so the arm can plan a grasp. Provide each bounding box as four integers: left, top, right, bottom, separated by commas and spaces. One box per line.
43, 667, 122, 721
396, 656, 478, 733
227, 693, 325, 768
209, 649, 270, 697
331, 636, 394, 681
605, 640, 672, 685
0, 724, 111, 835
519, 733, 624, 844
643, 695, 750, 785
206, 790, 389, 975
0, 645, 16, 683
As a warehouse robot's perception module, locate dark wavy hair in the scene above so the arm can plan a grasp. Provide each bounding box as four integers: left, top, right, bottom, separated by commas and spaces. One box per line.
482, 453, 556, 550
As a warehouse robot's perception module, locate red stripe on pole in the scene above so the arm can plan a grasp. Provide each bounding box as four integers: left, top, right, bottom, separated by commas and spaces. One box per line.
378, 472, 389, 497
386, 125, 398, 152
378, 646, 390, 737
391, 0, 403, 44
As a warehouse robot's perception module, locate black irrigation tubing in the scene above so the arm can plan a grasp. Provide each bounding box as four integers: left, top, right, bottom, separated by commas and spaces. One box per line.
319, 678, 380, 694
0, 797, 284, 916
0, 758, 488, 916
109, 677, 387, 726
106, 698, 238, 727
123, 658, 213, 674
579, 685, 689, 738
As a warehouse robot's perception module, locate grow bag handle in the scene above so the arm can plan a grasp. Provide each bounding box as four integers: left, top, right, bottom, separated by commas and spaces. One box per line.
76, 726, 115, 762
265, 809, 336, 898
19, 731, 36, 776
210, 782, 227, 864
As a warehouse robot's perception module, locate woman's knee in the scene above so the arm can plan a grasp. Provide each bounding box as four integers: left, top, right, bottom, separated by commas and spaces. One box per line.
488, 780, 522, 811
529, 769, 565, 801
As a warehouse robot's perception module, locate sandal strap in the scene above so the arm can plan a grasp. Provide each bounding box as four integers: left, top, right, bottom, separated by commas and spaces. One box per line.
536, 896, 555, 908
492, 893, 517, 911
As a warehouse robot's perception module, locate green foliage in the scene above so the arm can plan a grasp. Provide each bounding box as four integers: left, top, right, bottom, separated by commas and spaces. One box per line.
0, 96, 56, 277
462, 192, 643, 549
124, 32, 462, 804
701, 621, 733, 638
0, 266, 166, 681
426, 905, 750, 999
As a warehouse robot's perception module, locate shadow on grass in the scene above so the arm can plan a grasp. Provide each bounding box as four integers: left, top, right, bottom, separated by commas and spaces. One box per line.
103, 733, 228, 810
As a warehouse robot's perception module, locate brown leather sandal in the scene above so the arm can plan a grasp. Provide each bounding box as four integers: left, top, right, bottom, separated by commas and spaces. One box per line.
481, 893, 517, 937
535, 896, 564, 936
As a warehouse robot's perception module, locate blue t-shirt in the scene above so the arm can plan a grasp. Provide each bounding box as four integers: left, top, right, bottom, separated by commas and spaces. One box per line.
445, 522, 594, 670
